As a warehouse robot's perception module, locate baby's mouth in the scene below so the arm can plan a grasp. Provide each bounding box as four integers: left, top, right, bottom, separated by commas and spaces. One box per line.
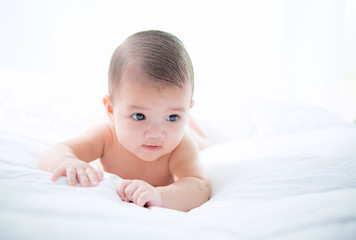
142, 144, 161, 151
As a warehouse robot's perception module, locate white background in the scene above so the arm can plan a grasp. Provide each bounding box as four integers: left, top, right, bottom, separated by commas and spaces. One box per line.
0, 0, 355, 122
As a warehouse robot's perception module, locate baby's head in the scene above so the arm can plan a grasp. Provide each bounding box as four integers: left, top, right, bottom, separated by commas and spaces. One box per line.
108, 30, 194, 100
105, 30, 195, 161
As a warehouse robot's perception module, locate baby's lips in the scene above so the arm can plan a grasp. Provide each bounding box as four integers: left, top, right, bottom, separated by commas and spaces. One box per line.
142, 145, 162, 151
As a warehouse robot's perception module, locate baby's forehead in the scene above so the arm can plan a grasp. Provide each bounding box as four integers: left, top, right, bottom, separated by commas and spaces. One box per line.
113, 79, 192, 110
120, 77, 192, 97
118, 62, 193, 96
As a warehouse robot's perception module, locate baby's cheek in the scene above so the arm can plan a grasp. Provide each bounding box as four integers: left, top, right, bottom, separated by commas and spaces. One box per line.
117, 122, 141, 136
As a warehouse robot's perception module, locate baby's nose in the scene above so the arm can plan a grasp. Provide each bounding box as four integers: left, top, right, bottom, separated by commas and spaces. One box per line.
144, 122, 165, 139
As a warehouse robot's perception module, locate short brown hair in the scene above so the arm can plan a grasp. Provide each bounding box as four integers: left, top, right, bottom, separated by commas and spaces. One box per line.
108, 30, 194, 98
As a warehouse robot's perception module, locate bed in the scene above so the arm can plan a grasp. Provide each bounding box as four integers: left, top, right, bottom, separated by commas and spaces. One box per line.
1, 76, 356, 239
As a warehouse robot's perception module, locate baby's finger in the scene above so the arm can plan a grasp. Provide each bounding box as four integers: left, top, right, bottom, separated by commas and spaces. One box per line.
132, 187, 146, 205
66, 167, 77, 186
124, 182, 139, 202
76, 168, 89, 187
86, 168, 98, 186
117, 180, 132, 201
51, 166, 65, 181
95, 169, 104, 181
136, 191, 150, 207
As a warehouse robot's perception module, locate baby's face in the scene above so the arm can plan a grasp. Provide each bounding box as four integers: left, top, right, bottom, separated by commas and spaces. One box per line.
111, 65, 193, 162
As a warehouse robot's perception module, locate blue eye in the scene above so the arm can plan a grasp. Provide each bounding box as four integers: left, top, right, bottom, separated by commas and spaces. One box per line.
132, 113, 146, 121
166, 114, 179, 122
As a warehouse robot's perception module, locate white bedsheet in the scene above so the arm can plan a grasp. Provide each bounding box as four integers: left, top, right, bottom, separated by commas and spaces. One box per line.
1, 76, 356, 239
1, 127, 356, 240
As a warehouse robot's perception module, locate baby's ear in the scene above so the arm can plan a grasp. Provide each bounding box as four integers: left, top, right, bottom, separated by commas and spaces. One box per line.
103, 95, 114, 121
190, 100, 195, 109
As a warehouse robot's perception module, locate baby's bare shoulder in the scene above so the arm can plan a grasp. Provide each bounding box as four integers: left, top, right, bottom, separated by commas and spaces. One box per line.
61, 120, 115, 162
177, 133, 199, 152
90, 120, 116, 145
168, 133, 207, 181
82, 120, 113, 137
169, 133, 199, 164
66, 120, 114, 147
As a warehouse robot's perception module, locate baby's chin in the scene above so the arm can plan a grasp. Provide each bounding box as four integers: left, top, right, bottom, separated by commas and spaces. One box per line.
138, 153, 164, 162
134, 147, 173, 162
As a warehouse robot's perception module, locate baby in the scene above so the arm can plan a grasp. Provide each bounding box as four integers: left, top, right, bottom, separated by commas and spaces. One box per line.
40, 30, 211, 212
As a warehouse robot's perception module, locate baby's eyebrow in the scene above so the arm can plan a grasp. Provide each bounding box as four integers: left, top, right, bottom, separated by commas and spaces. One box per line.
128, 105, 186, 113
129, 105, 144, 110
168, 107, 186, 112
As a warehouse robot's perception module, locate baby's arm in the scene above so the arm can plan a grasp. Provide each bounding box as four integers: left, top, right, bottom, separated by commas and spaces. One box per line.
158, 134, 211, 211
40, 122, 110, 187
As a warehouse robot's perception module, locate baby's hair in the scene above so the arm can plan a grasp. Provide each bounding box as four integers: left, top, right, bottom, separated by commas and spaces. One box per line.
108, 30, 194, 98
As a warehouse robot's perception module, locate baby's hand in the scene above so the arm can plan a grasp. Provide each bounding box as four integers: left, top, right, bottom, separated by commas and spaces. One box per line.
51, 159, 103, 187
117, 180, 162, 208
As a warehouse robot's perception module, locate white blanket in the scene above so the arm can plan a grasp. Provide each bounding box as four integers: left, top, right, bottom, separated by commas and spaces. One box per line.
1, 77, 356, 239
1, 127, 356, 239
